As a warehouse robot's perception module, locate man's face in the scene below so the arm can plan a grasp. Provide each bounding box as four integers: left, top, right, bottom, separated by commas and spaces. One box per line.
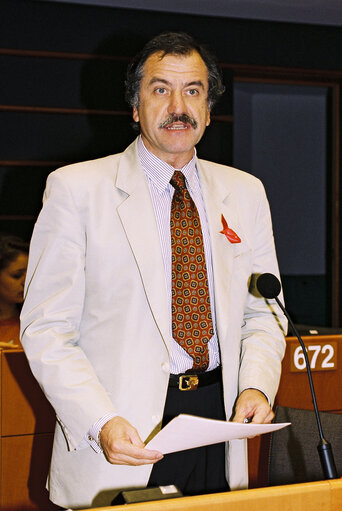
133, 50, 211, 168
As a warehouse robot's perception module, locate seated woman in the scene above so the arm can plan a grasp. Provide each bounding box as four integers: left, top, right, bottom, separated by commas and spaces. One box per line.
0, 233, 28, 349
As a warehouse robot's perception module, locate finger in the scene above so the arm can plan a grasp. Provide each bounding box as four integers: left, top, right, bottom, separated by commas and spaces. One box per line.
115, 442, 162, 461
250, 405, 274, 424
232, 400, 255, 423
107, 451, 163, 466
232, 409, 249, 423
263, 409, 275, 424
105, 441, 163, 465
107, 456, 160, 466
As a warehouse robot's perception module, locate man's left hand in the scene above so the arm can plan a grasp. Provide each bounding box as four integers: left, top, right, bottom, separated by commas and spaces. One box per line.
232, 389, 274, 424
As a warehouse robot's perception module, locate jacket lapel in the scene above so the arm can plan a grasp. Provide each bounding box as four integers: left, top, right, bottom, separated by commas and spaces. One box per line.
197, 160, 251, 346
116, 141, 171, 350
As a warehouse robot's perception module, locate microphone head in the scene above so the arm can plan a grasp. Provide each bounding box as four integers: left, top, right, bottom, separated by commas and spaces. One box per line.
257, 273, 281, 299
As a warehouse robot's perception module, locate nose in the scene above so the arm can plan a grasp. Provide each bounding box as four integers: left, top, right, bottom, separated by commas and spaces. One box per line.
20, 273, 26, 288
168, 90, 186, 115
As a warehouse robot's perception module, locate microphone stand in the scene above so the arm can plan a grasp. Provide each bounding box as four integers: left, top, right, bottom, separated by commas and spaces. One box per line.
274, 296, 338, 479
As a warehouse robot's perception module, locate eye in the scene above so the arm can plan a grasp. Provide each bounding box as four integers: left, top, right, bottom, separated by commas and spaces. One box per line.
187, 89, 199, 96
11, 270, 25, 280
155, 87, 167, 95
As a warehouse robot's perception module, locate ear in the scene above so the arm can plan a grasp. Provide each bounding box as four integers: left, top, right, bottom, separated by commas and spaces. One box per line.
133, 106, 140, 123
206, 109, 211, 127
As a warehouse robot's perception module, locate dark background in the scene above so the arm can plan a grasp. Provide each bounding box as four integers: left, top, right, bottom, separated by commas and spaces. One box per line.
1, 0, 342, 327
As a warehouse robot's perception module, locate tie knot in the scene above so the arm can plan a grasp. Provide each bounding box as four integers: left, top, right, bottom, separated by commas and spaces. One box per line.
170, 171, 186, 192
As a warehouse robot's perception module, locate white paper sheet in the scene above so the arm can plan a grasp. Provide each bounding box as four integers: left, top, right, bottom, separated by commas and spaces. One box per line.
146, 414, 290, 454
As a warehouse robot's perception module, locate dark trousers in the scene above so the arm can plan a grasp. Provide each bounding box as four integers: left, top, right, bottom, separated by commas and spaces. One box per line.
148, 379, 230, 496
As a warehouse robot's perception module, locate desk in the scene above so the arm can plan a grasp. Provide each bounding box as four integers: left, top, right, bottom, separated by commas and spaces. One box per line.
248, 334, 342, 488
77, 479, 342, 511
2, 335, 341, 508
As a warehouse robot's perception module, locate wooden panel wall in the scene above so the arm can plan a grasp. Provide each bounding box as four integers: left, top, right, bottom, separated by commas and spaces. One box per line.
0, 350, 58, 510
0, 47, 135, 239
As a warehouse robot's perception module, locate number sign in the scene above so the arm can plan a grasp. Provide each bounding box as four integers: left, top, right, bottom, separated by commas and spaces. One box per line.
290, 341, 337, 372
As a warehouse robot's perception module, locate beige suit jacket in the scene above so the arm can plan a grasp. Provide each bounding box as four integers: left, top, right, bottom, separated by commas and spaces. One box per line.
21, 138, 286, 509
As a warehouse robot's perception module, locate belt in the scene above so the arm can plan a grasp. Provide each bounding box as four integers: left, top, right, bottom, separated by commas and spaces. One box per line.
168, 366, 222, 391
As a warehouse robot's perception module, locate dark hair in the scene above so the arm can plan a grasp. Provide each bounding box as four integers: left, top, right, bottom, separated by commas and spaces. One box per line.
125, 32, 225, 110
0, 233, 29, 272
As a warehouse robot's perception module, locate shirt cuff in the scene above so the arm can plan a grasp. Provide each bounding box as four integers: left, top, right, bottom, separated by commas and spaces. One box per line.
85, 413, 118, 453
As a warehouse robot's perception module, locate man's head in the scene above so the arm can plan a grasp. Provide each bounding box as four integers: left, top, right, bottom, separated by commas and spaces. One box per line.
125, 32, 225, 168
125, 32, 225, 111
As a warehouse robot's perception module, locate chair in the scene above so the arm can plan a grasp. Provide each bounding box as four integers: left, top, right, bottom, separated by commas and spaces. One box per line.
267, 406, 342, 486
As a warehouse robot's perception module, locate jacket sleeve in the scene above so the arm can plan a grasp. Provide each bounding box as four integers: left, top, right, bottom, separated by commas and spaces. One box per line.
20, 169, 116, 450
239, 181, 287, 405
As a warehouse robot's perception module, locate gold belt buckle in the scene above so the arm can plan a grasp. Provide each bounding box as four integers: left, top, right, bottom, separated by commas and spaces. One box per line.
179, 375, 199, 391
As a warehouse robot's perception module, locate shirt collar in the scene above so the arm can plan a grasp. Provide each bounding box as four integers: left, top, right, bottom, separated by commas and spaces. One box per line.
137, 136, 198, 193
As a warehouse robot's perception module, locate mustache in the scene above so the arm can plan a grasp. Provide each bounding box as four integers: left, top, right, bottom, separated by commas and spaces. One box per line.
159, 113, 197, 130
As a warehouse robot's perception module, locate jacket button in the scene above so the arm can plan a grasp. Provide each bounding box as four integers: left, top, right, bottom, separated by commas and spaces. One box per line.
161, 362, 170, 373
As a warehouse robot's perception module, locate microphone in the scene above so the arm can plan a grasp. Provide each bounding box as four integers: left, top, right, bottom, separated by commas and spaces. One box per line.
257, 273, 338, 480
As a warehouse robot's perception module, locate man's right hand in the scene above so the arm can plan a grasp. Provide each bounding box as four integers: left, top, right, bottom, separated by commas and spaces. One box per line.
99, 416, 163, 466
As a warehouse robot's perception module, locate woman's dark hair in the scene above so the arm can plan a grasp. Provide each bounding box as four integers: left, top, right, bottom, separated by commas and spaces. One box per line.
125, 32, 225, 111
0, 233, 29, 271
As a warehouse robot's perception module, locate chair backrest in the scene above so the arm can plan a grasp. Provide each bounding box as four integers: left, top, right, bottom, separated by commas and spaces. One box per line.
268, 406, 342, 486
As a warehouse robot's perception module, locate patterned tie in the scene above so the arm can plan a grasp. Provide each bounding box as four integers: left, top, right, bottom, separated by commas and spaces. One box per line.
170, 171, 214, 372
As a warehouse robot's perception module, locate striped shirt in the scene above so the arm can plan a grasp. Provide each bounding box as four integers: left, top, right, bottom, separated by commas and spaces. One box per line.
138, 136, 220, 373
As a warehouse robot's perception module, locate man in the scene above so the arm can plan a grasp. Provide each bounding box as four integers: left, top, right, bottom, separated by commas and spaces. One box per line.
21, 32, 286, 509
